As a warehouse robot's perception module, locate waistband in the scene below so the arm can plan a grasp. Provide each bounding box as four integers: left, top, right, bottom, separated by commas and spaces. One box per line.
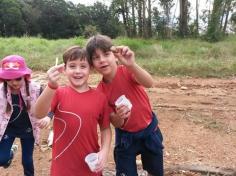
115, 112, 158, 139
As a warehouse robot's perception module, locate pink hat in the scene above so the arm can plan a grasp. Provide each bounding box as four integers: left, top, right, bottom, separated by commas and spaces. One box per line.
0, 55, 32, 80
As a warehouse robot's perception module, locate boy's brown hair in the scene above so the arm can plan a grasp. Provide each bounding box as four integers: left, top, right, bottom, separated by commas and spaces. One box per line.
86, 35, 113, 65
63, 46, 88, 65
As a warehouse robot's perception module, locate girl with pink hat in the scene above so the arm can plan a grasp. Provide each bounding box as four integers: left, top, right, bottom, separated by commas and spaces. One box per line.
0, 55, 51, 176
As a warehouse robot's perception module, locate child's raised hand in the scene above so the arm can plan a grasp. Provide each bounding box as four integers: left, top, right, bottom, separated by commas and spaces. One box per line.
111, 46, 135, 67
47, 64, 64, 88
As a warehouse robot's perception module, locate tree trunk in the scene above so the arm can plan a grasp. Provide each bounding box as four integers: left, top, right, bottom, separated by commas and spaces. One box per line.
147, 0, 152, 38
124, 0, 131, 36
219, 1, 227, 31
142, 0, 147, 38
195, 0, 199, 35
120, 0, 129, 37
138, 0, 143, 37
131, 0, 136, 37
206, 0, 224, 41
179, 0, 188, 37
223, 0, 232, 34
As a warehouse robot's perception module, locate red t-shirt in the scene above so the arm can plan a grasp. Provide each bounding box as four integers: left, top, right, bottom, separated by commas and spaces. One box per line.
50, 86, 110, 176
97, 65, 152, 132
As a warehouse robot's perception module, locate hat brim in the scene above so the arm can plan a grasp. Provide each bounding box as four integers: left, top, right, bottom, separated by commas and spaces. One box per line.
0, 68, 32, 80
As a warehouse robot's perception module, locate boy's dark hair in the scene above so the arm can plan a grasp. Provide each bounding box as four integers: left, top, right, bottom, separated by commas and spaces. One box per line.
63, 46, 88, 65
86, 35, 113, 65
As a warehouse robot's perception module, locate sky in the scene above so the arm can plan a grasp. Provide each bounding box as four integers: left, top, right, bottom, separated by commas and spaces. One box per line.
67, 0, 211, 24
67, 0, 110, 6
67, 0, 210, 9
67, 0, 211, 17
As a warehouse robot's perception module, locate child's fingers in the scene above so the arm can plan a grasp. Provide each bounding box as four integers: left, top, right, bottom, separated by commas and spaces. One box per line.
110, 46, 118, 53
47, 64, 64, 76
55, 63, 65, 73
116, 105, 130, 119
111, 46, 133, 58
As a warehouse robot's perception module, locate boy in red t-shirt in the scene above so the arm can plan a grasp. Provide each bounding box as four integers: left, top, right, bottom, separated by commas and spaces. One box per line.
86, 35, 164, 176
34, 46, 111, 176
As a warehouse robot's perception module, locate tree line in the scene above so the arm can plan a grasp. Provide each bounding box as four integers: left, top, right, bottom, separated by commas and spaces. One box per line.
0, 0, 236, 41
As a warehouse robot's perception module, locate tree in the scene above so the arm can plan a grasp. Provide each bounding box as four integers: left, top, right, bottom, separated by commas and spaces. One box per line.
179, 0, 188, 37
137, 0, 143, 37
231, 12, 236, 32
38, 0, 80, 38
152, 7, 166, 38
110, 0, 131, 37
206, 0, 224, 42
159, 0, 174, 38
195, 0, 199, 36
131, 0, 137, 37
0, 0, 26, 36
88, 2, 121, 38
222, 0, 236, 34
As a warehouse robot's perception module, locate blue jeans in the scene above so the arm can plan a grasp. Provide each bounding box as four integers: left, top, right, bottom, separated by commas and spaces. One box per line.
114, 113, 164, 176
0, 134, 35, 176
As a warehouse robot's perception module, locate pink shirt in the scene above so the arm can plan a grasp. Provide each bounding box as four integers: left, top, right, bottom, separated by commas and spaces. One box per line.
0, 81, 42, 144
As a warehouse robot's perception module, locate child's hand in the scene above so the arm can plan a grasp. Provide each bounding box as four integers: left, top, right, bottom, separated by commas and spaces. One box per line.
94, 150, 108, 173
111, 46, 135, 67
47, 64, 64, 88
37, 116, 51, 129
116, 104, 131, 119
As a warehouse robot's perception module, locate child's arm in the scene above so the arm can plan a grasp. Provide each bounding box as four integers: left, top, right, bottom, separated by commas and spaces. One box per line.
96, 127, 112, 172
34, 64, 64, 118
112, 46, 154, 88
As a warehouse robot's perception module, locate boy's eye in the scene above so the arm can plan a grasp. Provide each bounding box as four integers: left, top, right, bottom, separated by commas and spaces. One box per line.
93, 56, 100, 60
105, 51, 111, 56
68, 65, 76, 68
80, 64, 87, 69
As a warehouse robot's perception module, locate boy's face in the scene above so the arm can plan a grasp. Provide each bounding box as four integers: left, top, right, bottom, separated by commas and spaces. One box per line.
92, 49, 117, 80
64, 59, 90, 91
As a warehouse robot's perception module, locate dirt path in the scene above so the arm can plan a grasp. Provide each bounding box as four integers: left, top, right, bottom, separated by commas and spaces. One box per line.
1, 73, 236, 176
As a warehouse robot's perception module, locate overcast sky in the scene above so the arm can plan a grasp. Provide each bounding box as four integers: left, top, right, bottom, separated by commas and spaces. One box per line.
66, 0, 211, 16
66, 0, 212, 23
67, 0, 211, 8
67, 0, 110, 6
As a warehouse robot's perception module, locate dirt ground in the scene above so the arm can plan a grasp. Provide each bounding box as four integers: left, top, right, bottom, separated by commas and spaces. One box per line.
1, 72, 236, 176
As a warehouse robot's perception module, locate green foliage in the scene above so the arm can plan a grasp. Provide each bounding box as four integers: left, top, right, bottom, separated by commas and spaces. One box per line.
231, 12, 236, 32
83, 25, 98, 38
205, 0, 224, 42
0, 36, 235, 78
0, 0, 123, 39
0, 0, 26, 36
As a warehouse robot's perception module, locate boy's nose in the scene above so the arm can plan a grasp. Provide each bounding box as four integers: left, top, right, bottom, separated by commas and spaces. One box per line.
98, 56, 106, 62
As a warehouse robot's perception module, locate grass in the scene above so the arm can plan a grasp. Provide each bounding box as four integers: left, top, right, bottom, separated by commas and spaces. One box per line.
0, 35, 236, 77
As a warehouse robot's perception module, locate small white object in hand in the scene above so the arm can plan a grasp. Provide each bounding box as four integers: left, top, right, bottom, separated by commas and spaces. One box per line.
115, 95, 132, 110
47, 130, 53, 147
85, 153, 98, 172
55, 57, 58, 66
